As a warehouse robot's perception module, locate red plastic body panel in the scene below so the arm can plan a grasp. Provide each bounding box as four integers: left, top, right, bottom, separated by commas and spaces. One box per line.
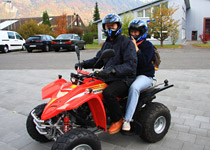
41, 73, 108, 132
42, 79, 67, 99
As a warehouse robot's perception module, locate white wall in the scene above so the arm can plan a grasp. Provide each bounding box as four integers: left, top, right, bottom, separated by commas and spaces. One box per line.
186, 0, 210, 41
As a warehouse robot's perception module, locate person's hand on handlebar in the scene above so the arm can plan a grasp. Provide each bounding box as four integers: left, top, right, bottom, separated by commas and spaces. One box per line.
75, 61, 85, 70
94, 66, 116, 79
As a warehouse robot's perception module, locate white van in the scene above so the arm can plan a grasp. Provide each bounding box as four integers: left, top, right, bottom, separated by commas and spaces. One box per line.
0, 30, 25, 53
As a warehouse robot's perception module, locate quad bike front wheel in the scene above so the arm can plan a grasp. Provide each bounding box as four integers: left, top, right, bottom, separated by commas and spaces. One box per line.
51, 128, 101, 150
139, 102, 171, 143
26, 103, 52, 143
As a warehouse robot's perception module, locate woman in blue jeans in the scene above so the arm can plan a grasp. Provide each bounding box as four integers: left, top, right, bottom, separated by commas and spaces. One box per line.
122, 19, 155, 131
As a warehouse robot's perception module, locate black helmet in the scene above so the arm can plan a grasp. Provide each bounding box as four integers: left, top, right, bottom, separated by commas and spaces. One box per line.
128, 19, 148, 42
102, 13, 122, 38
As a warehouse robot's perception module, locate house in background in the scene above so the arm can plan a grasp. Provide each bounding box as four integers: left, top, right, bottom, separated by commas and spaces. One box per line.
95, 0, 210, 45
0, 14, 85, 32
186, 0, 210, 41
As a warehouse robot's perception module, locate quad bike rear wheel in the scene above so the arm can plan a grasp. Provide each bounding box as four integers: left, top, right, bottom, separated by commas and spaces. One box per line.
138, 102, 171, 143
26, 103, 51, 143
51, 128, 101, 150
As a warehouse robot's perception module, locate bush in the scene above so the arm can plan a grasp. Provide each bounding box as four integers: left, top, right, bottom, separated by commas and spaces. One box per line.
17, 19, 55, 39
83, 33, 93, 44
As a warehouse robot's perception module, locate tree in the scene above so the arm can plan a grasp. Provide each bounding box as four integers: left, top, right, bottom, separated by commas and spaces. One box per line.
54, 13, 67, 36
148, 4, 179, 47
42, 10, 51, 27
84, 21, 98, 39
17, 20, 54, 39
121, 12, 134, 37
68, 27, 84, 37
168, 24, 179, 45
93, 2, 100, 21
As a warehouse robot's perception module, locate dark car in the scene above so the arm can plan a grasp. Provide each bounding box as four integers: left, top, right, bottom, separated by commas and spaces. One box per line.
51, 34, 85, 52
25, 35, 54, 52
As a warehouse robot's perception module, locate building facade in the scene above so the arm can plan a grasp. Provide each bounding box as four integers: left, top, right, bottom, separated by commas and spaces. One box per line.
186, 0, 210, 41
96, 0, 209, 45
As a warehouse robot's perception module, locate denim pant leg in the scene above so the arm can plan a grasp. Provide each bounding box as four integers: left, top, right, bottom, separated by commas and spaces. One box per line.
124, 75, 153, 121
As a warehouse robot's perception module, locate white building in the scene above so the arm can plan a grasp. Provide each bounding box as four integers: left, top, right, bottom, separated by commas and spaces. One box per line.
95, 0, 210, 45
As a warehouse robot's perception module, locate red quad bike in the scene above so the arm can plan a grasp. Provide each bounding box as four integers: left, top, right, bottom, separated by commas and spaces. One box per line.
26, 47, 174, 150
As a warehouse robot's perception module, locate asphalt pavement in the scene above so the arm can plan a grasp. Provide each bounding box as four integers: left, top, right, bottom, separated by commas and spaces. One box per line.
0, 44, 210, 150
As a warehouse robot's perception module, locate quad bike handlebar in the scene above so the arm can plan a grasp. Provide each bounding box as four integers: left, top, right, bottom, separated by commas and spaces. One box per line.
71, 69, 104, 83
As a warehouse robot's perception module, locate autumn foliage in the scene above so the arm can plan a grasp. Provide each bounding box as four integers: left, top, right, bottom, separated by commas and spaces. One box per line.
54, 13, 67, 36
148, 3, 179, 46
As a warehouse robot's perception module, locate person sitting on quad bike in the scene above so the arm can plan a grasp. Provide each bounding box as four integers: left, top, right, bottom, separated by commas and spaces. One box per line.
75, 13, 137, 134
122, 19, 155, 131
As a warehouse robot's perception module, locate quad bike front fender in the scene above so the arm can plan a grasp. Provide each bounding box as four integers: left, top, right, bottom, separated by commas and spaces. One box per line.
60, 93, 107, 132
42, 78, 67, 99
41, 93, 107, 132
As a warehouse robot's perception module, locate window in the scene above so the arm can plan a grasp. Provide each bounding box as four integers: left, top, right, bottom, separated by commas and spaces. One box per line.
46, 35, 51, 41
42, 36, 47, 41
8, 32, 15, 39
15, 33, 23, 40
161, 2, 168, 8
137, 10, 143, 17
74, 35, 80, 40
182, 7, 186, 20
145, 8, 151, 17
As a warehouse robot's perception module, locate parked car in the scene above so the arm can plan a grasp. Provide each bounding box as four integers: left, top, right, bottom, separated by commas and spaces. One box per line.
51, 34, 85, 52
0, 30, 25, 53
25, 35, 54, 52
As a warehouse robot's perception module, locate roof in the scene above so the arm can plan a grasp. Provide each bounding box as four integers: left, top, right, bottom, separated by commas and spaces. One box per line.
0, 20, 18, 30
0, 14, 85, 30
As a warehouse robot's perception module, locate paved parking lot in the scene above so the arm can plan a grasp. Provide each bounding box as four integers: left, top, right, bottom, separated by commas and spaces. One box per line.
0, 45, 210, 150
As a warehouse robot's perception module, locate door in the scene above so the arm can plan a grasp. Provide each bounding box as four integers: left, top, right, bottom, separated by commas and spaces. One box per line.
204, 18, 210, 41
15, 32, 25, 50
192, 31, 197, 40
7, 32, 16, 50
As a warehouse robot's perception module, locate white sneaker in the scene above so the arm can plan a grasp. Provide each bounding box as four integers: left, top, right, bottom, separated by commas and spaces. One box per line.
122, 120, 131, 131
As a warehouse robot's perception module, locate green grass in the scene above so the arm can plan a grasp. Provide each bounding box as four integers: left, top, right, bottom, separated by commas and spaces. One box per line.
86, 40, 182, 50
193, 44, 210, 48
86, 40, 102, 50
154, 45, 182, 48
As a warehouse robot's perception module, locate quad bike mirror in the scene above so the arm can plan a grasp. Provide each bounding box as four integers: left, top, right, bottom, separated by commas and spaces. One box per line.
93, 49, 115, 70
100, 49, 115, 59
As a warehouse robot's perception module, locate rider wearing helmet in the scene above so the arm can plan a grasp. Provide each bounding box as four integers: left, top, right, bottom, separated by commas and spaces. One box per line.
102, 13, 122, 38
122, 19, 155, 131
75, 14, 137, 134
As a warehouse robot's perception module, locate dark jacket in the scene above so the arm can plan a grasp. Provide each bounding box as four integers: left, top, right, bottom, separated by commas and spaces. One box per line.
84, 34, 137, 87
137, 40, 155, 77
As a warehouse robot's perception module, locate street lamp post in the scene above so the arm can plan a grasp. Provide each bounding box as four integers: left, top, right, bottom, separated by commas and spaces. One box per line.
4, 0, 12, 30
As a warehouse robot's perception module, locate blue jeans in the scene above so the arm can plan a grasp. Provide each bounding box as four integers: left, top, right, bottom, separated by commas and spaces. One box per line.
124, 75, 153, 121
